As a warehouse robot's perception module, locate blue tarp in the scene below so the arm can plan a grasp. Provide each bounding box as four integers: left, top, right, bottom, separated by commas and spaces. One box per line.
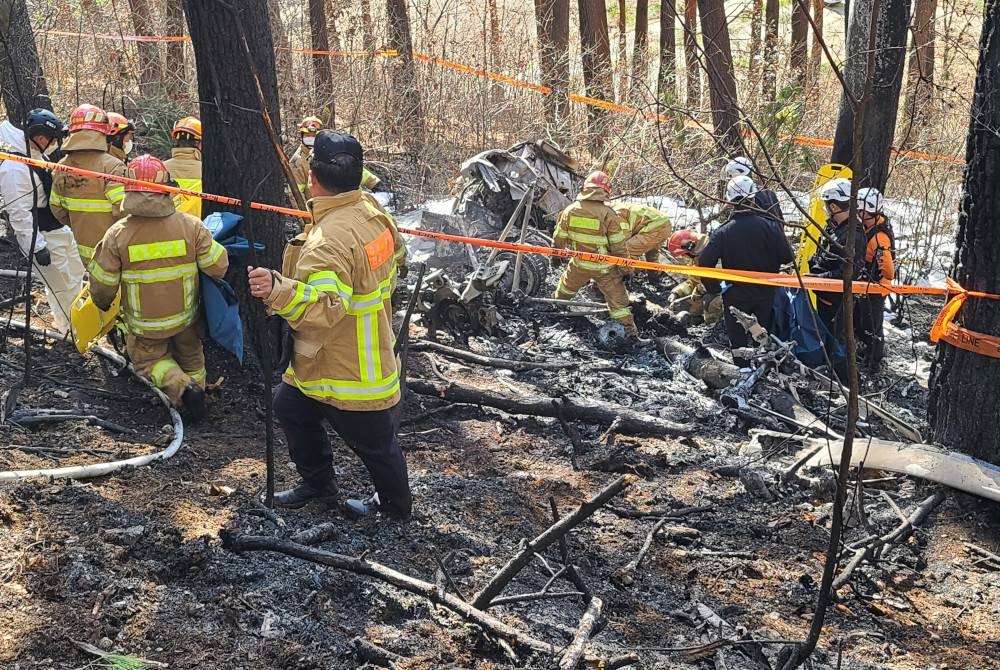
771, 289, 845, 368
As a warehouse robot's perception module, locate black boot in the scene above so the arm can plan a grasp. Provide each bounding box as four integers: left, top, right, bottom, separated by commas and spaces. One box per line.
273, 481, 339, 509
181, 383, 206, 423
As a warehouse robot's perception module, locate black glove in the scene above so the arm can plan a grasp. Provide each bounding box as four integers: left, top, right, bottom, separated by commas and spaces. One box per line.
397, 263, 409, 279
34, 247, 51, 266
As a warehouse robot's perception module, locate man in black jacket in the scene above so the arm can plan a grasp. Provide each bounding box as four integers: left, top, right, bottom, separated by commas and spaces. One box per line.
699, 176, 794, 366
808, 178, 866, 342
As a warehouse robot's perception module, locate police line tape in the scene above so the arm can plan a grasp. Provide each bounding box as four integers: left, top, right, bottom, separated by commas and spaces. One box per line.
6, 149, 1000, 358
35, 29, 964, 165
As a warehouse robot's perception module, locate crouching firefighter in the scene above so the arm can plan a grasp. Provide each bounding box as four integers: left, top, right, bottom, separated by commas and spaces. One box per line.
248, 130, 412, 521
552, 171, 638, 337
89, 155, 229, 421
665, 229, 723, 325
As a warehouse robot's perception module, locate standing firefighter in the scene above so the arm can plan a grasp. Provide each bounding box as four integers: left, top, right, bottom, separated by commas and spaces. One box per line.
0, 109, 84, 334
552, 171, 637, 337
291, 116, 384, 203
163, 116, 203, 218
106, 113, 135, 163
49, 104, 126, 266
854, 187, 895, 369
248, 131, 411, 520
665, 229, 723, 325
89, 155, 229, 421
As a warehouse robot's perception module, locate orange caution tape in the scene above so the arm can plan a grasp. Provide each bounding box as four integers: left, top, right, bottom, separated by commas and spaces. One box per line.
929, 278, 1000, 358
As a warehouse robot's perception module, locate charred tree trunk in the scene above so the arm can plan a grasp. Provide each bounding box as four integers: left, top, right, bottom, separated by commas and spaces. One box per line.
535, 0, 570, 139
0, 0, 51, 123
748, 0, 763, 86
127, 0, 164, 92
309, 0, 335, 109
830, 0, 913, 190
790, 0, 809, 86
630, 0, 649, 100
763, 0, 779, 99
578, 0, 614, 147
906, 0, 937, 109
386, 0, 424, 151
808, 0, 824, 90
682, 0, 701, 107
164, 0, 186, 100
615, 0, 628, 102
657, 0, 677, 100
929, 0, 1000, 465
183, 0, 286, 328
697, 0, 741, 151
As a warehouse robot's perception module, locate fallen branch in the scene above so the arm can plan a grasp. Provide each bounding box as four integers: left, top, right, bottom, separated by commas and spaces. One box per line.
606, 504, 714, 520
559, 596, 604, 670
552, 399, 583, 469
549, 496, 592, 599
964, 542, 1000, 570
410, 339, 578, 371
615, 517, 671, 587
290, 523, 338, 546
352, 636, 403, 668
471, 475, 633, 609
408, 379, 691, 437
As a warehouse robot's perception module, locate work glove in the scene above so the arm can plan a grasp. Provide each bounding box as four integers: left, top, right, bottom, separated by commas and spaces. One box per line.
397, 263, 409, 280
33, 248, 51, 267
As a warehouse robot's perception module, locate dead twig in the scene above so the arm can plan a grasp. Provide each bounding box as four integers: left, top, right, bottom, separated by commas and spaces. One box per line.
352, 636, 403, 669
963, 542, 1000, 570
549, 496, 592, 599
558, 596, 604, 670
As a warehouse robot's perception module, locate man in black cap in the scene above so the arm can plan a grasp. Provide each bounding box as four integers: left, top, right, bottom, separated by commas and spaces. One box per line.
248, 131, 411, 520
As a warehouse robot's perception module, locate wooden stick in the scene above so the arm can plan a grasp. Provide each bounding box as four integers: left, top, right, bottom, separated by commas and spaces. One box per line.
964, 542, 1000, 568
290, 523, 338, 546
471, 476, 632, 609
409, 339, 577, 371
549, 496, 592, 599
558, 597, 604, 670
352, 636, 403, 668
615, 517, 669, 587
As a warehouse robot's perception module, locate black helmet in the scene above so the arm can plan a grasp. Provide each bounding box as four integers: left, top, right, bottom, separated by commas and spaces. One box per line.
24, 108, 64, 140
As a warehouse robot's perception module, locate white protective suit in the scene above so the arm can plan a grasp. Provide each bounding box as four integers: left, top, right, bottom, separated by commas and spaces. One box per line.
0, 120, 84, 334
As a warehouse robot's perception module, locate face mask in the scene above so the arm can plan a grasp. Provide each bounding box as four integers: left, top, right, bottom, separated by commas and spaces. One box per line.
302, 135, 315, 147
123, 139, 134, 155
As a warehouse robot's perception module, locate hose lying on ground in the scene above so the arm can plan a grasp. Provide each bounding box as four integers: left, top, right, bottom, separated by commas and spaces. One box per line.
0, 319, 184, 482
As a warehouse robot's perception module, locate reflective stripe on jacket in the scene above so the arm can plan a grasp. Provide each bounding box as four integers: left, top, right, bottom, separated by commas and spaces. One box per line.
552, 187, 627, 273
49, 130, 126, 263
89, 192, 229, 338
164, 147, 203, 218
265, 190, 400, 411
611, 202, 672, 258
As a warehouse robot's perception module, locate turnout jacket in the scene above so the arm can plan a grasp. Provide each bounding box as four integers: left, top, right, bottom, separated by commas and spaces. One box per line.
265, 191, 401, 411
553, 187, 628, 272
49, 130, 126, 264
699, 209, 794, 304
89, 192, 229, 338
611, 202, 672, 257
163, 147, 203, 217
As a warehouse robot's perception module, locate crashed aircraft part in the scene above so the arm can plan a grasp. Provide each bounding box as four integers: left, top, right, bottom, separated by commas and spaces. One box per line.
0, 319, 184, 483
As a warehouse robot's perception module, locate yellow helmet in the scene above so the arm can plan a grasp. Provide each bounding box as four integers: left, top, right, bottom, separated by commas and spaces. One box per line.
298, 116, 323, 135
171, 116, 202, 141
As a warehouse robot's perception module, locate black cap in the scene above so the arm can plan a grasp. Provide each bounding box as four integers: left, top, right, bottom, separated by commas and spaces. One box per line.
311, 130, 363, 165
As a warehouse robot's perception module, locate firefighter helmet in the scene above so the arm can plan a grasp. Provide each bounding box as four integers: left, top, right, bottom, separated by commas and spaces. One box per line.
171, 116, 202, 141
819, 177, 853, 203
24, 109, 63, 140
125, 155, 171, 193
667, 229, 701, 258
725, 175, 759, 202
857, 186, 884, 214
298, 116, 323, 135
721, 156, 753, 180
107, 112, 135, 139
583, 171, 612, 194
68, 104, 111, 135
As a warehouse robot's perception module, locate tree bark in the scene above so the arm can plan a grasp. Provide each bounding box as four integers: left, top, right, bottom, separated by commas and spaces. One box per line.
696, 0, 741, 152
535, 0, 570, 139
630, 0, 649, 100
386, 0, 424, 151
182, 0, 286, 333
0, 0, 51, 123
763, 0, 779, 99
487, 0, 502, 71
929, 0, 1000, 465
127, 0, 164, 92
906, 0, 937, 109
682, 0, 700, 107
748, 0, 763, 86
808, 0, 824, 90
830, 0, 913, 190
790, 0, 809, 86
164, 0, 186, 101
578, 0, 614, 147
615, 0, 628, 102
360, 0, 375, 51
657, 0, 677, 100
308, 0, 335, 109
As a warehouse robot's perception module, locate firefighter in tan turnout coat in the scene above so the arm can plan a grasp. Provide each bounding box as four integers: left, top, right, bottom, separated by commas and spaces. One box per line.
89, 155, 229, 421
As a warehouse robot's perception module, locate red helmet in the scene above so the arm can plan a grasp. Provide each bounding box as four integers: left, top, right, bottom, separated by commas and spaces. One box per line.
107, 112, 135, 138
668, 229, 701, 257
583, 171, 612, 194
68, 104, 111, 134
125, 155, 171, 193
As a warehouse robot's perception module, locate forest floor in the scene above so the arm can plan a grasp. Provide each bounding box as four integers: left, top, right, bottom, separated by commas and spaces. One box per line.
1, 233, 999, 670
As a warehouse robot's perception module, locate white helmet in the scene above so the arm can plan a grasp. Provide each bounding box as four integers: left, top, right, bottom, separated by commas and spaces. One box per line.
721, 156, 754, 180
818, 177, 852, 203
725, 175, 759, 202
857, 186, 883, 214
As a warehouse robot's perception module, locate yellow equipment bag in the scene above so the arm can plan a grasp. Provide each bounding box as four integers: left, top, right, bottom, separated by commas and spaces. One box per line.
797, 164, 852, 307
173, 177, 203, 219
70, 282, 121, 354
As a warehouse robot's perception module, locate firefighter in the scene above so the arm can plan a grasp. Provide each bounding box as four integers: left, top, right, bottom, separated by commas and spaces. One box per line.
106, 112, 135, 163
291, 115, 383, 202
722, 157, 784, 222
809, 177, 865, 342
610, 201, 673, 266
0, 109, 83, 335
552, 171, 637, 337
247, 131, 411, 520
49, 104, 126, 266
699, 176, 794, 366
89, 155, 228, 420
163, 116, 203, 218
854, 187, 895, 368
665, 229, 723, 325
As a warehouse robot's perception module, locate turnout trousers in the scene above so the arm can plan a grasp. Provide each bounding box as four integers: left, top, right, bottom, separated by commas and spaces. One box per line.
273, 382, 412, 518
554, 264, 637, 335
126, 321, 206, 407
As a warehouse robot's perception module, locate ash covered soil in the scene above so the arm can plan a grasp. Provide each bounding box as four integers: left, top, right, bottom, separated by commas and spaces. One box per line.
1, 239, 999, 670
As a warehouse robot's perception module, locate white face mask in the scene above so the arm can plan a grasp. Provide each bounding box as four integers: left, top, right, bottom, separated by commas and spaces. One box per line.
123, 139, 134, 155
302, 135, 316, 147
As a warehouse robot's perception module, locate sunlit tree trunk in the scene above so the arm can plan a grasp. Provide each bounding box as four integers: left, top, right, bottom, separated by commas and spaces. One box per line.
535, 0, 570, 139
386, 0, 424, 151
697, 0, 741, 151
0, 0, 51, 122
682, 0, 701, 108
630, 0, 649, 100
579, 0, 614, 147
657, 0, 677, 100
